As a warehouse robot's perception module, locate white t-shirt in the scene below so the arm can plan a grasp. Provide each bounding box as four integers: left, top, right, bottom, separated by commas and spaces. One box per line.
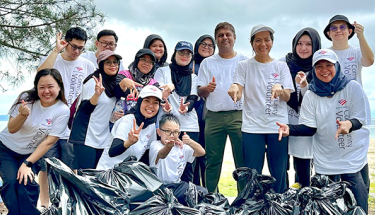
149, 140, 195, 184
96, 114, 156, 170
299, 81, 370, 175
329, 46, 363, 85
233, 58, 294, 133
81, 51, 125, 71
0, 100, 69, 154
154, 67, 199, 132
279, 57, 313, 159
77, 78, 116, 149
197, 53, 248, 112
39, 54, 95, 138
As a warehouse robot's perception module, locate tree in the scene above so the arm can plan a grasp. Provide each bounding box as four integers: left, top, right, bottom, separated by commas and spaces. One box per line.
0, 0, 105, 92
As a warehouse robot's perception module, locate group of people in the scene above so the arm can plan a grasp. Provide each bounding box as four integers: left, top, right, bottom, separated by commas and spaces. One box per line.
0, 14, 373, 214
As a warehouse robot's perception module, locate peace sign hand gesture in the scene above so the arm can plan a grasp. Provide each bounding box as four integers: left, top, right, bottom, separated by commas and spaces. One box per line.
161, 97, 173, 113
128, 118, 144, 145
178, 98, 190, 114
93, 74, 105, 96
55, 32, 68, 53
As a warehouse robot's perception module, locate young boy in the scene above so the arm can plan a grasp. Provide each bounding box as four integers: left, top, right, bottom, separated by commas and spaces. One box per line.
324, 14, 374, 85
149, 113, 205, 184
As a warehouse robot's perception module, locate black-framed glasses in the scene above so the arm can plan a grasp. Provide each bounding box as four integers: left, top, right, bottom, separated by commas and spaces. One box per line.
160, 128, 181, 137
67, 41, 85, 52
177, 50, 192, 57
98, 41, 117, 48
330, 25, 347, 32
139, 58, 155, 65
104, 60, 120, 66
200, 42, 214, 49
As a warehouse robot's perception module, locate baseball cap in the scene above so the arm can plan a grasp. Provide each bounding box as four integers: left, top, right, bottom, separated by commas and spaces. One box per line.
97, 50, 122, 64
139, 85, 162, 100
323, 15, 355, 41
175, 41, 193, 53
312, 49, 339, 65
251, 24, 275, 38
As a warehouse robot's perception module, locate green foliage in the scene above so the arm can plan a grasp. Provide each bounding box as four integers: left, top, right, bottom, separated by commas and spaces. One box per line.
0, 0, 105, 91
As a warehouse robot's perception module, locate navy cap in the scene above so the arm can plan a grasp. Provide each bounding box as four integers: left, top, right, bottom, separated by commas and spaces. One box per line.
175, 41, 193, 53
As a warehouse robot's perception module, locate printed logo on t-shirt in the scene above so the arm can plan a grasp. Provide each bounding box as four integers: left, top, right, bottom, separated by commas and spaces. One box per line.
46, 119, 52, 124
336, 100, 352, 149
76, 66, 83, 71
347, 57, 355, 61
265, 76, 280, 116
27, 128, 51, 149
147, 134, 151, 139
67, 67, 86, 106
271, 73, 279, 78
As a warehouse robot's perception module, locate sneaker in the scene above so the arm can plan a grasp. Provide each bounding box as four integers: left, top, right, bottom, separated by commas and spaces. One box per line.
38, 206, 49, 213
291, 182, 302, 189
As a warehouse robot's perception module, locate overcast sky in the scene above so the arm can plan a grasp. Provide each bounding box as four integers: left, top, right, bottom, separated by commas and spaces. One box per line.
1, 0, 375, 115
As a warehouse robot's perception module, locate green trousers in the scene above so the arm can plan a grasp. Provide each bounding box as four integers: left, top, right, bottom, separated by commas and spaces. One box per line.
204, 110, 244, 193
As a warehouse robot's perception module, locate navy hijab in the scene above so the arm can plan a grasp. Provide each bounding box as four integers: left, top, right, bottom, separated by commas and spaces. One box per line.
128, 97, 160, 128
285, 28, 321, 112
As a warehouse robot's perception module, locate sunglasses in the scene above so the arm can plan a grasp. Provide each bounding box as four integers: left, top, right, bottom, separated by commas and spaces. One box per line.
330, 24, 347, 32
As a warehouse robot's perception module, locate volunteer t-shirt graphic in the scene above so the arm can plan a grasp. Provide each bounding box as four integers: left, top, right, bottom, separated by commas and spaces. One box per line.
335, 98, 352, 149
265, 72, 280, 116
66, 66, 86, 106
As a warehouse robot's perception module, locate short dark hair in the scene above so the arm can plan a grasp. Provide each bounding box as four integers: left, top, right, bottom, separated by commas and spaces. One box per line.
214, 22, 236, 39
250, 32, 274, 43
159, 113, 180, 128
97, 29, 118, 42
65, 27, 88, 43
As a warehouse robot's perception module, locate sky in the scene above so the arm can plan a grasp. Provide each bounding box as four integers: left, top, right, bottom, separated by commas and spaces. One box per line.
1, 0, 375, 115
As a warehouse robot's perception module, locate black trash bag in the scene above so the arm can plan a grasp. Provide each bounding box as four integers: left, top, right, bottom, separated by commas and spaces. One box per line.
231, 199, 266, 215
263, 193, 293, 215
195, 203, 227, 215
310, 175, 332, 189
185, 182, 201, 208
94, 155, 163, 209
130, 188, 201, 215
201, 192, 230, 211
342, 188, 357, 210
343, 206, 366, 215
46, 158, 130, 215
254, 175, 277, 199
41, 205, 58, 215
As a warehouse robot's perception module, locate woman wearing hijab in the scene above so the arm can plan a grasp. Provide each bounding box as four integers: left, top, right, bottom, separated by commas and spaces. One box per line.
278, 49, 370, 213
154, 41, 199, 183
96, 85, 162, 170
228, 25, 294, 193
192, 34, 215, 186
144, 34, 169, 71
69, 50, 122, 169
280, 27, 321, 187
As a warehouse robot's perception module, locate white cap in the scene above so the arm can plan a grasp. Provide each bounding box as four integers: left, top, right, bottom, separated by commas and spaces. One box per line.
312, 49, 339, 66
251, 24, 274, 38
139, 85, 162, 100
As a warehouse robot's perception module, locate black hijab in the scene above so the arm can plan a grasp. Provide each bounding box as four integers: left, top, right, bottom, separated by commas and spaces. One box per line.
128, 97, 159, 128
83, 56, 120, 98
285, 27, 321, 112
309, 62, 350, 97
143, 34, 168, 71
193, 34, 215, 65
170, 44, 194, 97
129, 48, 157, 86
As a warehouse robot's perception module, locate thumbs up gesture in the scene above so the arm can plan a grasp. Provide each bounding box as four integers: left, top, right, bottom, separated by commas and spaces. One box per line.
207, 76, 217, 92
182, 132, 191, 145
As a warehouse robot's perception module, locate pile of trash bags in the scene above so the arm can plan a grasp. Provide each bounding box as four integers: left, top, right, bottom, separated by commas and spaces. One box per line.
42, 157, 366, 215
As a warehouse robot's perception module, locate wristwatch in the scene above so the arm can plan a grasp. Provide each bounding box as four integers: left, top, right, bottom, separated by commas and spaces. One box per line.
23, 160, 33, 167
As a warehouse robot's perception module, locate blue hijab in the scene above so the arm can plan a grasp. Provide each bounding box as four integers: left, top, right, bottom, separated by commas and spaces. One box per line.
309, 62, 350, 97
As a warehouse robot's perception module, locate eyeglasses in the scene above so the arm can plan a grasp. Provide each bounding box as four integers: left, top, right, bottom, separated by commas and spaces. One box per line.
160, 128, 181, 137
98, 41, 117, 48
139, 58, 155, 65
67, 41, 85, 52
200, 42, 214, 49
104, 60, 120, 66
330, 25, 347, 32
177, 50, 192, 57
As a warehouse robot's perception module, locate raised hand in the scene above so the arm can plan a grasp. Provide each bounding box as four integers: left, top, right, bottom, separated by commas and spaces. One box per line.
55, 32, 68, 53
353, 21, 365, 38
207, 76, 216, 92
119, 78, 143, 93
165, 139, 175, 148
17, 162, 34, 186
19, 100, 30, 117
160, 84, 175, 99
93, 74, 105, 96
228, 84, 240, 103
271, 84, 283, 100
295, 72, 308, 88
161, 97, 173, 113
335, 119, 352, 140
175, 138, 184, 149
182, 132, 191, 145
128, 118, 144, 145
276, 122, 289, 141
178, 98, 190, 114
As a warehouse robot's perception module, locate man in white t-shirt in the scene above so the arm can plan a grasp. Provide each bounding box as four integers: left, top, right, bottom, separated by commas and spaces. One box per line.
80, 29, 125, 71
197, 22, 248, 193
324, 14, 374, 194
37, 27, 95, 210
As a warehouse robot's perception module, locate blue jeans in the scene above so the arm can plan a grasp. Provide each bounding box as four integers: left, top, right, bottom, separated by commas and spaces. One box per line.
242, 133, 288, 193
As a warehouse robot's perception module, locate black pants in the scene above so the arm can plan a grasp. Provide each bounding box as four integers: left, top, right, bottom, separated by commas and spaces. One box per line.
180, 132, 199, 183
0, 141, 41, 215
193, 120, 206, 187
73, 144, 104, 169
293, 156, 311, 187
